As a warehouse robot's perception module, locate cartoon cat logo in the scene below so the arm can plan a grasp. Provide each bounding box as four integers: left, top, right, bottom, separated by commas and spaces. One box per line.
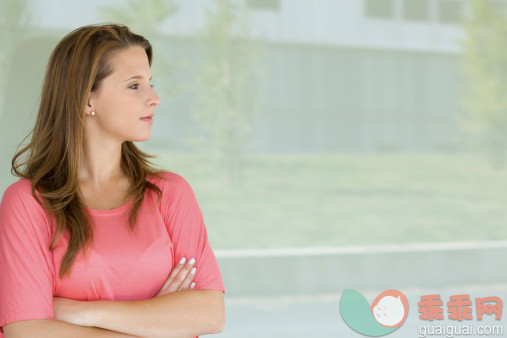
370, 290, 408, 327
340, 289, 409, 336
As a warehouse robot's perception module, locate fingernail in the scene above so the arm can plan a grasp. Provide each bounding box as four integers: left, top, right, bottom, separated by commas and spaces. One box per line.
190, 282, 195, 289
188, 258, 195, 265
190, 267, 196, 275
179, 257, 186, 264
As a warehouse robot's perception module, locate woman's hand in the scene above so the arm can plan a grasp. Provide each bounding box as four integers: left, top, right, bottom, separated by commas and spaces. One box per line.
155, 256, 197, 297
53, 296, 92, 327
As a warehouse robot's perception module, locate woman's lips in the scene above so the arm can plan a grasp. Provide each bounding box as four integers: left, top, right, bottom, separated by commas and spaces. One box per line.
140, 116, 153, 124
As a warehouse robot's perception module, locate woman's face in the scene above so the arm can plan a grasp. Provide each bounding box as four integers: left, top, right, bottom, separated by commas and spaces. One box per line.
86, 46, 161, 143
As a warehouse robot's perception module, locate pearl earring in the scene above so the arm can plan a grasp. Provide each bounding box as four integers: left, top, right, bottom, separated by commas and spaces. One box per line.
91, 111, 96, 116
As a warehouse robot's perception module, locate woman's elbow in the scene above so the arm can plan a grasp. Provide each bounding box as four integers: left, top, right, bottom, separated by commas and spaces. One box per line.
207, 291, 225, 333
213, 314, 225, 334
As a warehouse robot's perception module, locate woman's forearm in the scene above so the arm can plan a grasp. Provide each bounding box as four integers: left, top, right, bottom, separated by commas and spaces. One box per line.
3, 318, 140, 338
84, 289, 225, 338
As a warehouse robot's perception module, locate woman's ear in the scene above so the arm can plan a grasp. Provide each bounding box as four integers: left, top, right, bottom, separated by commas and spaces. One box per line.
85, 94, 96, 116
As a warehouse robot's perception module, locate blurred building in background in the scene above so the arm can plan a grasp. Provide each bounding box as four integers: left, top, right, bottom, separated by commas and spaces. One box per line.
153, 0, 469, 153
21, 0, 472, 154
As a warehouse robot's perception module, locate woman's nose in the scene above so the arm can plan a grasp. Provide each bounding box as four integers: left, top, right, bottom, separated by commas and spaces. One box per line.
149, 92, 161, 108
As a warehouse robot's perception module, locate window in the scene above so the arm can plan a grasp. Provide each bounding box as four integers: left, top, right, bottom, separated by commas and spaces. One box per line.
402, 0, 430, 21
491, 0, 507, 16
438, 0, 466, 23
365, 0, 395, 19
247, 0, 280, 10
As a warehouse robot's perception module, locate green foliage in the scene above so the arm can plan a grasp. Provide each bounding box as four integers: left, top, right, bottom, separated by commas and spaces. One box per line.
99, 0, 178, 35
461, 0, 507, 168
0, 0, 31, 111
184, 0, 262, 185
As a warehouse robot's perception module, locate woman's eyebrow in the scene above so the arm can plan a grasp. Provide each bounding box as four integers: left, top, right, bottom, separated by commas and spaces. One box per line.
123, 75, 153, 82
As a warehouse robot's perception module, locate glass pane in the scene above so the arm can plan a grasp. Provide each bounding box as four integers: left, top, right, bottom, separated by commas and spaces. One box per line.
247, 0, 280, 10
365, 0, 395, 19
492, 0, 507, 16
403, 0, 430, 21
438, 0, 466, 23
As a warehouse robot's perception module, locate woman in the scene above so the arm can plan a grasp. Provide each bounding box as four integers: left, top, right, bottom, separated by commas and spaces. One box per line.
0, 23, 225, 337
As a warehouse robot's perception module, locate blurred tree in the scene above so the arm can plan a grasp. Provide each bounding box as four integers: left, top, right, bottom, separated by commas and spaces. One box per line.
0, 36, 57, 195
0, 0, 31, 114
98, 0, 180, 102
461, 0, 507, 169
99, 0, 177, 35
185, 0, 261, 186
0, 0, 33, 193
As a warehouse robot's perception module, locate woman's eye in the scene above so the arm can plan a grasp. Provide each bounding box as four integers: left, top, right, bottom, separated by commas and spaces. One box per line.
129, 83, 155, 89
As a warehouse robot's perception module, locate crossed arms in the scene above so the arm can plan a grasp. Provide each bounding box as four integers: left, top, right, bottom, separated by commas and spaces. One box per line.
3, 289, 225, 338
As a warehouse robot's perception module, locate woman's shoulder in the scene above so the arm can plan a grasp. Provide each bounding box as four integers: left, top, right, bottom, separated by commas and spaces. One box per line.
0, 178, 50, 226
1, 178, 42, 205
147, 171, 192, 191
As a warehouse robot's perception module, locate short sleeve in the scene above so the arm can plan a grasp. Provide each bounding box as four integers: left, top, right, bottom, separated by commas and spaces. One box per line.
0, 181, 55, 333
161, 174, 225, 294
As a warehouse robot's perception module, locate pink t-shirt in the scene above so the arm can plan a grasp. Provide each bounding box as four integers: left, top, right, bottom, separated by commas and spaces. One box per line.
0, 171, 225, 337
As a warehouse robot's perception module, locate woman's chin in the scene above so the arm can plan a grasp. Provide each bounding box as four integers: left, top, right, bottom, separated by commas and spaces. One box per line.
129, 133, 151, 143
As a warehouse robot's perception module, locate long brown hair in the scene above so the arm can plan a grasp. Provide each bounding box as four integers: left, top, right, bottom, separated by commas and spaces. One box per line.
11, 23, 169, 279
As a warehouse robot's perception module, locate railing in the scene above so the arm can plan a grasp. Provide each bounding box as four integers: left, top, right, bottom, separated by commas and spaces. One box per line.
215, 240, 507, 297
